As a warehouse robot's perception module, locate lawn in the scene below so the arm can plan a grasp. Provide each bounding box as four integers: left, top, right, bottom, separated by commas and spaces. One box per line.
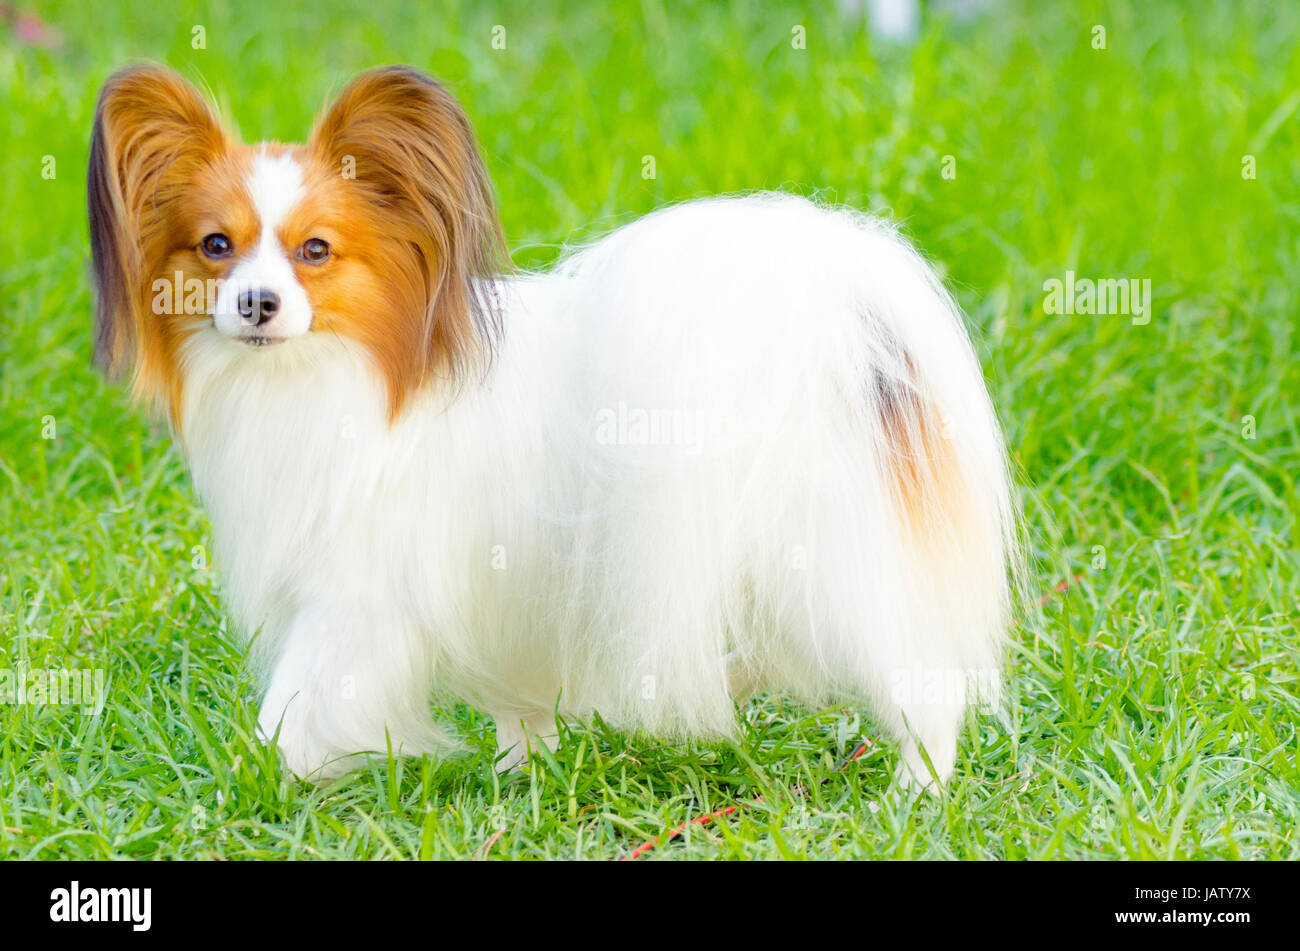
0, 0, 1297, 859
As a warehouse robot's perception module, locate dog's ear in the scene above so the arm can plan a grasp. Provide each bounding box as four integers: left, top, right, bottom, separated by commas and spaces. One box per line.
309, 66, 506, 386
88, 64, 226, 380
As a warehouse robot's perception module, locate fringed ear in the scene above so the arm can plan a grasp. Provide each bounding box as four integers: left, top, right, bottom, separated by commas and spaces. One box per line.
309, 66, 507, 393
88, 64, 226, 385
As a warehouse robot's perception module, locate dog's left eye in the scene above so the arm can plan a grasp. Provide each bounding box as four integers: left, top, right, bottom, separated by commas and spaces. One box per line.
300, 238, 331, 264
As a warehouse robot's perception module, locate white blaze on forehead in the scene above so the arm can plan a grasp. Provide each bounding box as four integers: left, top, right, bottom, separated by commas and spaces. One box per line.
247, 150, 306, 235
212, 149, 314, 340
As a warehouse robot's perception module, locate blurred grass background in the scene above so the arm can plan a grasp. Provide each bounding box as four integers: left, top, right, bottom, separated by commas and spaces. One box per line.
0, 0, 1297, 859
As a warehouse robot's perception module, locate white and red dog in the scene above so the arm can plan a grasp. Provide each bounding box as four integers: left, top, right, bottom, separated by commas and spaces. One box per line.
89, 64, 1018, 787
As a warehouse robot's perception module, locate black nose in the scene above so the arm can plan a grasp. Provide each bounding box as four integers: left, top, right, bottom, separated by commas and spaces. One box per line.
237, 288, 281, 326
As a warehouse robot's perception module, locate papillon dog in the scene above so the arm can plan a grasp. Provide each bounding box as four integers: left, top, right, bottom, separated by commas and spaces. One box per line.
89, 64, 1018, 788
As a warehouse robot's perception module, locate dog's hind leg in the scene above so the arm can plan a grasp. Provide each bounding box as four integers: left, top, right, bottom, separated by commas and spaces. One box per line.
725, 649, 761, 703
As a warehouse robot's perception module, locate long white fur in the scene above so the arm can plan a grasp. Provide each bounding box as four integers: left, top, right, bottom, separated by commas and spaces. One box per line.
177, 191, 1017, 785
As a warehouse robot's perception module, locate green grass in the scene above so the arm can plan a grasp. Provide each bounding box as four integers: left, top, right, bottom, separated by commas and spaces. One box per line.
2, 0, 1298, 859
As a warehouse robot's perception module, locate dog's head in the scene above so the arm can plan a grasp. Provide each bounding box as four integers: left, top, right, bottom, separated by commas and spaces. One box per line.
88, 64, 505, 423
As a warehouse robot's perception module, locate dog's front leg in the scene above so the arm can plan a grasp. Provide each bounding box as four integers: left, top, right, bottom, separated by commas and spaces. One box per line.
493, 711, 558, 771
256, 604, 453, 782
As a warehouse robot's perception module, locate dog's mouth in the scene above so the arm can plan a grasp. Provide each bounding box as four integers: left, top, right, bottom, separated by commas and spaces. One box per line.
240, 335, 287, 348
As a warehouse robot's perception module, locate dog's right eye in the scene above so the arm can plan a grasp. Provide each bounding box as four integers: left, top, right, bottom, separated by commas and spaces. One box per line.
200, 233, 233, 258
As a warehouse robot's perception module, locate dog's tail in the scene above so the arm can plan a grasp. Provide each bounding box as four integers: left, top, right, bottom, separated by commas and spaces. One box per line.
720, 196, 1024, 758
852, 211, 1022, 673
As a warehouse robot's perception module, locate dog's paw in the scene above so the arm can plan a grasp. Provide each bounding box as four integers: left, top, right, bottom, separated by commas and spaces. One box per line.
493, 713, 558, 772
256, 719, 353, 784
893, 740, 951, 797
